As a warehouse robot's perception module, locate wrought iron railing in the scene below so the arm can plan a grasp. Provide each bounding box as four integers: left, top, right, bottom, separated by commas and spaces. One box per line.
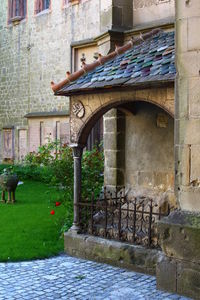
77, 187, 171, 248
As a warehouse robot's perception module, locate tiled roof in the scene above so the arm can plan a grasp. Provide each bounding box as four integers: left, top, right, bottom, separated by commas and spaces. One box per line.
53, 30, 175, 96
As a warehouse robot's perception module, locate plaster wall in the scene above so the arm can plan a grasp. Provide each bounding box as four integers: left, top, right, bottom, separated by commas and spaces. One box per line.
27, 116, 70, 153
125, 102, 174, 202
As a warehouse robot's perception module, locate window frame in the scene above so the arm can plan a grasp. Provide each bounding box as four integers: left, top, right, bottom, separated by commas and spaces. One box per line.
34, 0, 51, 15
8, 0, 27, 24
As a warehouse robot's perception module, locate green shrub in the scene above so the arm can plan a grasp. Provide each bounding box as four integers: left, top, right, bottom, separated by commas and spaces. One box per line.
0, 141, 104, 199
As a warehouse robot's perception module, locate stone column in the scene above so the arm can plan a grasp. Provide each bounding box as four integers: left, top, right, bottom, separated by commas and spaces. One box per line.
104, 109, 125, 191
71, 145, 83, 232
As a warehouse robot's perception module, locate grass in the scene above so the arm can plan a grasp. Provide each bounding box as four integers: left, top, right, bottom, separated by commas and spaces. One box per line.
0, 180, 73, 262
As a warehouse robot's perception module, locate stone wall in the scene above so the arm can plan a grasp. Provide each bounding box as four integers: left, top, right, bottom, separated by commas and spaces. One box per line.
175, 0, 200, 212
125, 102, 174, 204
133, 0, 175, 26
0, 0, 101, 161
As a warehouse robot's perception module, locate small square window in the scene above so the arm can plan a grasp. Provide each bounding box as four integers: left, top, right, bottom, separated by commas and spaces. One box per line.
8, 0, 27, 24
35, 0, 51, 14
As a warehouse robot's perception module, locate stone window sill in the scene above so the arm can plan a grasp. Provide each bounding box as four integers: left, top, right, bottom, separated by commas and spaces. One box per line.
35, 9, 51, 17
10, 16, 24, 26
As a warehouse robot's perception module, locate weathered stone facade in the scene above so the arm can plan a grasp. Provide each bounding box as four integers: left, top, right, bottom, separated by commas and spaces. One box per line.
0, 0, 101, 161
0, 0, 176, 162
157, 1, 200, 299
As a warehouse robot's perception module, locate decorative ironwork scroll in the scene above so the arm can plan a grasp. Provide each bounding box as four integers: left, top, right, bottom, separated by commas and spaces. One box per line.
77, 187, 171, 248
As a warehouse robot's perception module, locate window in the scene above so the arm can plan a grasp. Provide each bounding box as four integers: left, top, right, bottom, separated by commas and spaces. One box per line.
8, 0, 27, 23
35, 0, 50, 14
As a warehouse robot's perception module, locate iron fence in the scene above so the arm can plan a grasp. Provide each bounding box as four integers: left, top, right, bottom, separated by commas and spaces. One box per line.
77, 187, 171, 248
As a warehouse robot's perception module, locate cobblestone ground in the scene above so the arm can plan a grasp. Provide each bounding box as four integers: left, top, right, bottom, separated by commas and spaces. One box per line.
0, 255, 191, 300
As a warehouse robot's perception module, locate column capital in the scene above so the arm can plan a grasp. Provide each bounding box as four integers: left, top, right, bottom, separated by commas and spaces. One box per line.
70, 144, 84, 158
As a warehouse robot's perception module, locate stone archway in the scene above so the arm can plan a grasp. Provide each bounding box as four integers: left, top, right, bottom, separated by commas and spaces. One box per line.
70, 87, 174, 146
69, 85, 174, 232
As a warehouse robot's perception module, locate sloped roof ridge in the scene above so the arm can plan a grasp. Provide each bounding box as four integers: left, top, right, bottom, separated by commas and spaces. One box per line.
51, 28, 162, 93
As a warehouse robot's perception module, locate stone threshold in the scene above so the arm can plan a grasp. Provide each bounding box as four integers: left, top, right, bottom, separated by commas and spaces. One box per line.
64, 231, 162, 276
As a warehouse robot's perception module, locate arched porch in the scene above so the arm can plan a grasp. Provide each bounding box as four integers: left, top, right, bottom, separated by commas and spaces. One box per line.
69, 86, 175, 234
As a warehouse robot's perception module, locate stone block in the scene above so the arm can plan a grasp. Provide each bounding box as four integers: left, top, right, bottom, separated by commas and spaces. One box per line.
158, 210, 200, 263
104, 150, 117, 168
176, 18, 188, 53
156, 255, 177, 293
189, 78, 200, 117
179, 186, 200, 212
175, 77, 188, 119
64, 231, 161, 275
176, 118, 200, 145
188, 17, 200, 51
104, 117, 117, 133
177, 261, 200, 300
104, 167, 117, 186
177, 52, 200, 78
176, 0, 200, 20
104, 132, 117, 150
191, 145, 200, 181
104, 109, 117, 118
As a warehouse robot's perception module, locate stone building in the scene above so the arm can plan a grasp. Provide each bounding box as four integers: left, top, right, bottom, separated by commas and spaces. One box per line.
51, 1, 200, 299
2, 0, 200, 298
0, 0, 175, 162
0, 0, 103, 161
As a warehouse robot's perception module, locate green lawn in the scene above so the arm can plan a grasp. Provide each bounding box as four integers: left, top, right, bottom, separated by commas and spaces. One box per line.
0, 180, 72, 262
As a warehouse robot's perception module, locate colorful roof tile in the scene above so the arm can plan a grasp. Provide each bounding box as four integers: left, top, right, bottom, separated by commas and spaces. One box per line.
53, 30, 175, 96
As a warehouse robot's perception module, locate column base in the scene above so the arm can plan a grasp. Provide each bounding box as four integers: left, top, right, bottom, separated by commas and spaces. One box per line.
157, 210, 200, 300
68, 224, 81, 234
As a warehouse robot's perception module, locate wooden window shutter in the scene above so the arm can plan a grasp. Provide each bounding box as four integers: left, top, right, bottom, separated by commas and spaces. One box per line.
19, 0, 24, 17
8, 0, 12, 21
35, 0, 38, 14
39, 0, 43, 12
35, 0, 43, 14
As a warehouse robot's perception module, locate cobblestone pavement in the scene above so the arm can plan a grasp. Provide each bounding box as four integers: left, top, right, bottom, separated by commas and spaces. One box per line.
0, 255, 191, 300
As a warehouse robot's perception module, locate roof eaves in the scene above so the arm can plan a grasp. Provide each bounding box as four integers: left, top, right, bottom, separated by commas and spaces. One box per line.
51, 28, 162, 94
55, 77, 174, 97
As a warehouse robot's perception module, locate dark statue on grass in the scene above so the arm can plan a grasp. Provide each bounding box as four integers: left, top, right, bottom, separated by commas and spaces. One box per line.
0, 168, 19, 204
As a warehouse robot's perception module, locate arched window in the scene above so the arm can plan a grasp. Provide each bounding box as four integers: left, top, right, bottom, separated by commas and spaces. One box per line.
8, 0, 27, 23
35, 0, 50, 14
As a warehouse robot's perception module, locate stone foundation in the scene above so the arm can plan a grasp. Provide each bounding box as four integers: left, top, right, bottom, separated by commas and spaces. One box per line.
64, 231, 162, 275
157, 210, 200, 300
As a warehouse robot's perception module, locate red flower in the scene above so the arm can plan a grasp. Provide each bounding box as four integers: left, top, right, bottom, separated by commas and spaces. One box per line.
55, 202, 61, 207
50, 210, 55, 215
